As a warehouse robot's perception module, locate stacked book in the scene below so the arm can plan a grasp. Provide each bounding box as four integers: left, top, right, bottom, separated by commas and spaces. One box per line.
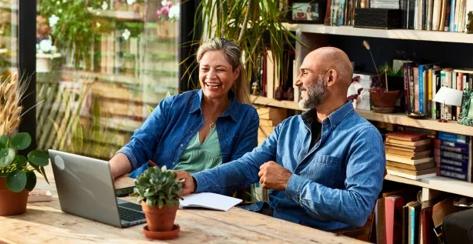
385, 131, 436, 180
434, 132, 472, 182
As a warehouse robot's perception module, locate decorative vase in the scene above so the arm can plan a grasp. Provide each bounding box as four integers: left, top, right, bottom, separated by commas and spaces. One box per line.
370, 88, 400, 113
0, 177, 28, 216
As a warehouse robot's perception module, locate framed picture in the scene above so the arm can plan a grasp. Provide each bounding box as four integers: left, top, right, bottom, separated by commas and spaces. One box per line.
289, 0, 325, 23
459, 89, 473, 126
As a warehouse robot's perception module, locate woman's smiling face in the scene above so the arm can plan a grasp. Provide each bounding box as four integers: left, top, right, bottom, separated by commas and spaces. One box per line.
199, 50, 240, 100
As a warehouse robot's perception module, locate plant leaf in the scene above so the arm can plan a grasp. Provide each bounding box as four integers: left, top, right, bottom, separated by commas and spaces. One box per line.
6, 171, 27, 192
27, 150, 49, 166
0, 135, 8, 148
0, 148, 15, 168
11, 132, 31, 150
25, 170, 37, 191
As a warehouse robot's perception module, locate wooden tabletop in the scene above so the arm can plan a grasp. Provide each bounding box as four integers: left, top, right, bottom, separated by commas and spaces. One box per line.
0, 168, 364, 243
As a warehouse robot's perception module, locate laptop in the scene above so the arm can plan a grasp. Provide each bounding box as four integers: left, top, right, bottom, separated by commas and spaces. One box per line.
48, 149, 146, 228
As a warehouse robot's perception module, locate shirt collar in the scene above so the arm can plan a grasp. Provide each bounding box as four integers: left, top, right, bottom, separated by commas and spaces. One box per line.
190, 89, 239, 122
301, 101, 354, 128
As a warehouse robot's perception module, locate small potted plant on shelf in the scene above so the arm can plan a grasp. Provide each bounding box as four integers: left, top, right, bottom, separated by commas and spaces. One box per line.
133, 166, 182, 240
363, 40, 401, 113
0, 73, 49, 216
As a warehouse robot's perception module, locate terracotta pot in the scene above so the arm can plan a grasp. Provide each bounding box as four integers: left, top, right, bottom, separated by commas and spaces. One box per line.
141, 202, 178, 232
0, 177, 28, 216
370, 88, 400, 113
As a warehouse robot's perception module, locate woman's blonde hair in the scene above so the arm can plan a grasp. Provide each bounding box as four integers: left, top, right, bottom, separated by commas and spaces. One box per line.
196, 38, 249, 104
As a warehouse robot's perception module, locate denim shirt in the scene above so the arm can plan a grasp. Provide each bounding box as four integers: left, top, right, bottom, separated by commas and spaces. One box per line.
193, 102, 385, 231
118, 89, 259, 170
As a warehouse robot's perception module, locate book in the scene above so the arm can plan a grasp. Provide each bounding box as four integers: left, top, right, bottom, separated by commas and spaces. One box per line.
386, 131, 427, 141
385, 138, 431, 147
386, 154, 434, 165
406, 201, 421, 244
385, 143, 431, 152
385, 149, 431, 159
387, 160, 435, 171
180, 192, 242, 211
386, 167, 437, 180
385, 195, 405, 244
419, 201, 434, 244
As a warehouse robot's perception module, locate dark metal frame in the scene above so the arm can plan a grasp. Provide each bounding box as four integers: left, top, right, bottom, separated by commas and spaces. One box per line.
18, 0, 37, 149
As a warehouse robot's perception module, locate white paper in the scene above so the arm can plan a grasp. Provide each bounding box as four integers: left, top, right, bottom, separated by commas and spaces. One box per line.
179, 192, 242, 211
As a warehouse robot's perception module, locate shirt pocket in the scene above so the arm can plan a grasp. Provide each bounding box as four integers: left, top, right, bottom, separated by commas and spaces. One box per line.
304, 155, 344, 188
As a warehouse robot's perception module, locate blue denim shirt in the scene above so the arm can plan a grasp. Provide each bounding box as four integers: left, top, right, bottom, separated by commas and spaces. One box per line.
193, 102, 385, 231
118, 89, 259, 171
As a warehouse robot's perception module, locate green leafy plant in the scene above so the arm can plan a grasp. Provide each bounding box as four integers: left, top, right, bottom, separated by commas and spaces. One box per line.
0, 132, 49, 192
38, 0, 103, 69
196, 0, 297, 87
133, 166, 182, 208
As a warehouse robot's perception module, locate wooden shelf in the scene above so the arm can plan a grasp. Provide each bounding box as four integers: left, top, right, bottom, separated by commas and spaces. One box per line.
285, 23, 473, 44
250, 96, 473, 136
385, 174, 473, 198
250, 95, 302, 111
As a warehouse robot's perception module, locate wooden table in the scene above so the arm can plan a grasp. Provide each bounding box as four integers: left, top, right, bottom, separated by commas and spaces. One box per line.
0, 169, 363, 243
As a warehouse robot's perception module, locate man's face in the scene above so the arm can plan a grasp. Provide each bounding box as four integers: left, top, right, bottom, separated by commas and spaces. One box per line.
296, 59, 328, 109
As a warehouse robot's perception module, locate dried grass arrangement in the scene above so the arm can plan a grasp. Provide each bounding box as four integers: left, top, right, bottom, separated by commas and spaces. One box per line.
0, 72, 24, 135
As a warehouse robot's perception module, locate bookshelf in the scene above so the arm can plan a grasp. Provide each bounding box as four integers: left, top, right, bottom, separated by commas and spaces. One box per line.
284, 23, 473, 44
252, 22, 473, 200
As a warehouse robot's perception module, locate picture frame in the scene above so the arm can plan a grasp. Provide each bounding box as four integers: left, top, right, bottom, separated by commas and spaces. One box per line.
459, 89, 473, 126
289, 0, 325, 23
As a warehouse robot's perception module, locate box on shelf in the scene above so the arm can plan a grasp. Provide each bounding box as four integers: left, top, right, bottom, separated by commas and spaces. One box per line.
354, 8, 402, 29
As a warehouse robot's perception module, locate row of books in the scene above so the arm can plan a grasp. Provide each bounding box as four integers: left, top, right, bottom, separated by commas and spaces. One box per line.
376, 188, 468, 244
402, 63, 473, 121
323, 0, 473, 33
434, 132, 473, 182
385, 131, 436, 180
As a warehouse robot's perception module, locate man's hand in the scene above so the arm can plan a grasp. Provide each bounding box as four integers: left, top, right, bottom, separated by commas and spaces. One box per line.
258, 161, 292, 191
175, 171, 195, 196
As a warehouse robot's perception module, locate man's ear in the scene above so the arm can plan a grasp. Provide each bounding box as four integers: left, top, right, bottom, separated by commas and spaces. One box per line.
326, 69, 338, 86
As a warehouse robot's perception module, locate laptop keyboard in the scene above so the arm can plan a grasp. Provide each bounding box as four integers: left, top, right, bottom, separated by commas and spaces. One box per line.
118, 204, 145, 222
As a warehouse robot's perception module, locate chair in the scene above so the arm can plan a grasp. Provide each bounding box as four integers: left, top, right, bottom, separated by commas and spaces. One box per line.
335, 211, 375, 242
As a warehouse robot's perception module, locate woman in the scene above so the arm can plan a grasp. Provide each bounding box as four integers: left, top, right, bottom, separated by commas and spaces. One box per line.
110, 38, 259, 179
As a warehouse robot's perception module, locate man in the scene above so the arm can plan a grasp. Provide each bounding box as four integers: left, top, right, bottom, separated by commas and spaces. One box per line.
176, 47, 385, 231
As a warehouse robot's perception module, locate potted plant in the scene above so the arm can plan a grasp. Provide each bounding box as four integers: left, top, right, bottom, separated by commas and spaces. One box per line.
0, 73, 49, 216
363, 40, 401, 113
133, 166, 182, 240
196, 1, 297, 92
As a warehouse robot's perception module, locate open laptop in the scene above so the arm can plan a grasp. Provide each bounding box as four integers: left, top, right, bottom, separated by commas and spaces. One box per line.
48, 149, 146, 228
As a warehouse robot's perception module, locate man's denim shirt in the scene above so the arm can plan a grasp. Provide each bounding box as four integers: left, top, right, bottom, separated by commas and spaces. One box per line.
118, 89, 259, 170
193, 102, 386, 230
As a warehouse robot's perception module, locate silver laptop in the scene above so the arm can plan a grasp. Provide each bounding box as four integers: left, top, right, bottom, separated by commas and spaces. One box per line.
48, 149, 146, 227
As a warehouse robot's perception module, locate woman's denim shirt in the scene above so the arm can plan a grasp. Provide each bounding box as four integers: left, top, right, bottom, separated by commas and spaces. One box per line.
118, 89, 259, 170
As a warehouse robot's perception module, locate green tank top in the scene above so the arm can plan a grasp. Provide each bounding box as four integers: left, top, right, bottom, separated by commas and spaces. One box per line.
173, 126, 222, 173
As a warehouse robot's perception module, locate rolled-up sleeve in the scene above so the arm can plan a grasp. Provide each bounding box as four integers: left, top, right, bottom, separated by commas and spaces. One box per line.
117, 96, 173, 170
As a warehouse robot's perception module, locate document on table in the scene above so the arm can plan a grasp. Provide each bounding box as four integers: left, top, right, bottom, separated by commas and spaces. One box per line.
180, 192, 242, 211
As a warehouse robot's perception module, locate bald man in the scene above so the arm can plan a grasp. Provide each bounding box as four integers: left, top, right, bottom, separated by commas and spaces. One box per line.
176, 47, 385, 231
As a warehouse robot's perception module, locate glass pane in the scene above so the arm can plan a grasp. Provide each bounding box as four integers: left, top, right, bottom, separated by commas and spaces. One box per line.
0, 0, 17, 74
36, 0, 180, 158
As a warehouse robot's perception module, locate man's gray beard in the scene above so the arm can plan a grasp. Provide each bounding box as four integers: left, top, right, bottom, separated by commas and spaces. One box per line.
298, 79, 326, 109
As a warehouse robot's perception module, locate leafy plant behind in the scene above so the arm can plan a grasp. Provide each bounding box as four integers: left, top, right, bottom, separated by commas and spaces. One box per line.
198, 0, 295, 85
133, 166, 182, 208
39, 0, 103, 69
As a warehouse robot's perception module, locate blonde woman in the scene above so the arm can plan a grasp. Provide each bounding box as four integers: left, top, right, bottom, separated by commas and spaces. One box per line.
110, 38, 259, 179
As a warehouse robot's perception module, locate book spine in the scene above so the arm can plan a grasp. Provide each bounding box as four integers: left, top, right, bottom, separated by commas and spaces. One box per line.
438, 131, 467, 143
